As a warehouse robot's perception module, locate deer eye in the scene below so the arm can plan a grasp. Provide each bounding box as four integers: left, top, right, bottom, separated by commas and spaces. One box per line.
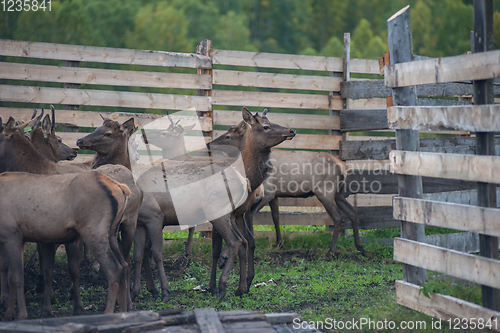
104, 133, 112, 137
225, 135, 231, 139
263, 125, 270, 130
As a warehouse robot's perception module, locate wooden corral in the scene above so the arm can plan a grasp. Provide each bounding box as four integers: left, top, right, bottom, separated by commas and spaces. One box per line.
0, 28, 497, 235
0, 309, 316, 333
386, 2, 500, 325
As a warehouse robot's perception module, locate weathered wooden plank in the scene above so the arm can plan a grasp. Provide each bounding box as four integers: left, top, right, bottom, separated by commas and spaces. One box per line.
0, 62, 211, 90
212, 49, 343, 72
212, 90, 341, 110
340, 109, 387, 131
348, 98, 387, 109
213, 130, 341, 150
278, 193, 393, 208
387, 105, 500, 132
252, 209, 399, 229
223, 321, 275, 333
0, 85, 211, 111
341, 79, 500, 99
385, 49, 500, 88
343, 169, 478, 196
340, 137, 500, 160
396, 280, 500, 326
213, 110, 340, 130
393, 196, 500, 237
194, 308, 225, 333
350, 58, 381, 75
389, 151, 500, 184
212, 69, 341, 92
0, 322, 90, 333
394, 238, 500, 289
0, 39, 211, 69
0, 107, 212, 131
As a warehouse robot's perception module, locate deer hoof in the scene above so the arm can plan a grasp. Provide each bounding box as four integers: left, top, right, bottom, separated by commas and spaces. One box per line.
235, 288, 246, 297
161, 294, 170, 303
275, 241, 283, 249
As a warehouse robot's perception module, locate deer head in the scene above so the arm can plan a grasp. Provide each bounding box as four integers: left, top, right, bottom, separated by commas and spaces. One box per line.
30, 106, 77, 162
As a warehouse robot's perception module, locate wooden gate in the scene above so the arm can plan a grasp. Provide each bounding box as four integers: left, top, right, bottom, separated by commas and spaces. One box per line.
386, 3, 500, 324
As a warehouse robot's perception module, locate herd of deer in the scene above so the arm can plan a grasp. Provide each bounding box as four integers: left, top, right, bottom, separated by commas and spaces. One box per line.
0, 106, 363, 321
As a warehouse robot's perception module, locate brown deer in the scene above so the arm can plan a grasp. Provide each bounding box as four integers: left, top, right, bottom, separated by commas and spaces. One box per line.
0, 118, 131, 321
0, 111, 141, 316
209, 112, 364, 258
30, 107, 77, 162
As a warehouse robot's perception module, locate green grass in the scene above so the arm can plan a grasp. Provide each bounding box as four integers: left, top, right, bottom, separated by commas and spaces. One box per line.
26, 231, 480, 332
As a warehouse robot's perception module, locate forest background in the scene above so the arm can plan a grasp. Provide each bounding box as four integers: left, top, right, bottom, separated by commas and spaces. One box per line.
2, 0, 500, 60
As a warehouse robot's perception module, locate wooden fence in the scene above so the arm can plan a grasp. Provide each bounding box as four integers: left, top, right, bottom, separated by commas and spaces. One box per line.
386, 3, 500, 324
0, 33, 496, 235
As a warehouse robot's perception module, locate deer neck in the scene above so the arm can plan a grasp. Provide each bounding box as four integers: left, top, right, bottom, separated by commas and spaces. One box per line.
6, 134, 59, 174
242, 135, 272, 192
91, 141, 131, 170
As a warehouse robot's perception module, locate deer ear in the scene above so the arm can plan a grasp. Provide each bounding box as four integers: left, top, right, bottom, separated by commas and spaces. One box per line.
41, 114, 51, 137
242, 107, 256, 126
121, 118, 136, 136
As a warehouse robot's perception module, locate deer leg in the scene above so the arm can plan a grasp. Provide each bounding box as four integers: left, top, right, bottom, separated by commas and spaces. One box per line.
84, 237, 122, 314
243, 212, 256, 292
315, 193, 344, 257
268, 198, 282, 248
181, 227, 195, 259
132, 225, 147, 300
119, 221, 135, 311
211, 215, 244, 298
142, 234, 159, 297
39, 243, 56, 318
234, 215, 249, 296
335, 193, 364, 253
65, 241, 83, 315
0, 244, 9, 308
4, 239, 26, 321
208, 229, 223, 295
148, 221, 170, 302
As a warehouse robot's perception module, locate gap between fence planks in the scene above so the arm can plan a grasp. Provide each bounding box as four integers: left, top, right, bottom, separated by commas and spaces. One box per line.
385, 48, 500, 88
0, 84, 211, 111
393, 196, 500, 237
387, 105, 500, 132
212, 69, 342, 92
213, 110, 340, 130
396, 280, 500, 329
0, 39, 211, 69
394, 238, 500, 289
0, 62, 211, 90
389, 151, 500, 184
212, 89, 342, 110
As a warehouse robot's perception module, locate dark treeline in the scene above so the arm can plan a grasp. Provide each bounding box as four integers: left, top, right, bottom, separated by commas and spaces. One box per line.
1, 0, 500, 58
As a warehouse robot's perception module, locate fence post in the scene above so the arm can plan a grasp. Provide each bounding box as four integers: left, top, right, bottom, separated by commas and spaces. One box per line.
196, 39, 213, 239
472, 0, 500, 311
62, 60, 80, 132
196, 39, 213, 141
387, 5, 427, 285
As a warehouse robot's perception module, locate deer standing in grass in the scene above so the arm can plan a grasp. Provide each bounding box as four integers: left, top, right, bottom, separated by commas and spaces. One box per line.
210, 111, 363, 258
0, 108, 142, 316
0, 117, 131, 320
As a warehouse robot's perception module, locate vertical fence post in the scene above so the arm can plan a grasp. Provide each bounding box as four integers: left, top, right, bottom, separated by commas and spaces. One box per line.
62, 60, 80, 132
196, 39, 213, 239
196, 39, 213, 141
387, 5, 427, 285
473, 0, 500, 311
